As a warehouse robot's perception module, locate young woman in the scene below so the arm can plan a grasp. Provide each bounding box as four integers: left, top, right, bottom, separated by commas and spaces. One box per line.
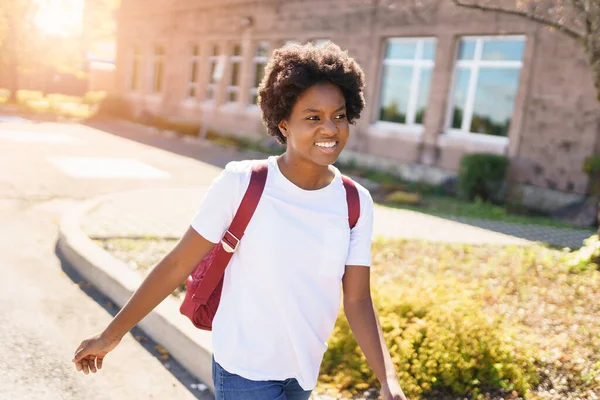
73, 42, 407, 400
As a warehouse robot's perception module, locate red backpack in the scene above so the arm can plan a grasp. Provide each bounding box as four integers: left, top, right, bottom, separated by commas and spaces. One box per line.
180, 162, 361, 331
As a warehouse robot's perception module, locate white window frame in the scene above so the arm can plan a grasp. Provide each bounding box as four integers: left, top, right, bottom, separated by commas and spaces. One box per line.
186, 45, 200, 99
226, 44, 242, 103
205, 46, 220, 101
129, 45, 141, 92
445, 35, 525, 142
149, 44, 165, 94
376, 37, 436, 131
249, 41, 269, 106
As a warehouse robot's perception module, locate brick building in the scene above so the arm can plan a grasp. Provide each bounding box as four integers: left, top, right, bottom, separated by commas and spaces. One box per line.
114, 0, 600, 212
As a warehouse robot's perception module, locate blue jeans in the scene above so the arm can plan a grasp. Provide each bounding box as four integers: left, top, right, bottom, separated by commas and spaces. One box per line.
212, 357, 312, 400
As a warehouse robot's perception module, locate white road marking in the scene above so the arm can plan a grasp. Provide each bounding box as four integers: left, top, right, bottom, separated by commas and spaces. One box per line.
0, 130, 80, 144
48, 157, 171, 179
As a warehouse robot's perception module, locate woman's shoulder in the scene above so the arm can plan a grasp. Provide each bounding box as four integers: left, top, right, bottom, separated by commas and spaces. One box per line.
221, 158, 270, 183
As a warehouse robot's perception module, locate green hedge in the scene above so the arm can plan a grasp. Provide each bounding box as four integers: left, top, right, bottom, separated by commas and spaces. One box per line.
459, 154, 509, 202
583, 155, 600, 175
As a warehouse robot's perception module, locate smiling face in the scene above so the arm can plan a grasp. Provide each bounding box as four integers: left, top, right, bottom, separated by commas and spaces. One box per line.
278, 82, 349, 167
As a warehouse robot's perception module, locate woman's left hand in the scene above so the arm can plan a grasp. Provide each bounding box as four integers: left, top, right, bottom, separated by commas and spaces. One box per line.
381, 380, 408, 400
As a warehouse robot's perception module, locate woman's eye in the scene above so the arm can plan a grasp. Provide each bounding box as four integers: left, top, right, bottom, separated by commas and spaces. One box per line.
336, 114, 347, 119
307, 116, 320, 121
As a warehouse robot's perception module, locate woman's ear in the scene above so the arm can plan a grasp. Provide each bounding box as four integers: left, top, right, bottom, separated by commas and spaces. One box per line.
278, 120, 288, 138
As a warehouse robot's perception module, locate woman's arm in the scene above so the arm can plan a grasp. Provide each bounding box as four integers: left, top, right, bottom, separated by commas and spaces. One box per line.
73, 227, 215, 373
342, 265, 407, 400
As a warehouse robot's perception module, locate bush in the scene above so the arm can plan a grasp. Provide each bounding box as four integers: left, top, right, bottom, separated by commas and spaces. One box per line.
0, 89, 10, 104
82, 91, 107, 106
320, 280, 537, 399
95, 94, 134, 120
583, 155, 600, 176
565, 234, 600, 272
16, 90, 44, 104
459, 154, 509, 202
385, 190, 421, 205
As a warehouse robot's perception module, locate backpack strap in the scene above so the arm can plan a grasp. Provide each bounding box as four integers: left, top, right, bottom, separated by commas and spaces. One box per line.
341, 175, 360, 229
193, 162, 268, 304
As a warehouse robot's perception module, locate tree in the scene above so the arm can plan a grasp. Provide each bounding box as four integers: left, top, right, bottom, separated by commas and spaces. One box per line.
0, 0, 40, 102
449, 0, 600, 233
0, 0, 118, 101
450, 0, 600, 101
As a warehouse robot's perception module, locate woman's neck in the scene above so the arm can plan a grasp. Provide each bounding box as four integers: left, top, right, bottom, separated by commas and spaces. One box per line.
277, 153, 334, 191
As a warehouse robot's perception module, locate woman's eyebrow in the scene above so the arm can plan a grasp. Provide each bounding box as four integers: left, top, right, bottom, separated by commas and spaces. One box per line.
302, 105, 346, 113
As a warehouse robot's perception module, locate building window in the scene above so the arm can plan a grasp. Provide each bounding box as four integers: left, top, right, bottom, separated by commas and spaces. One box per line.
448, 36, 525, 137
249, 42, 269, 105
378, 38, 436, 126
130, 45, 141, 91
186, 45, 200, 99
206, 45, 220, 101
151, 44, 165, 93
226, 44, 242, 103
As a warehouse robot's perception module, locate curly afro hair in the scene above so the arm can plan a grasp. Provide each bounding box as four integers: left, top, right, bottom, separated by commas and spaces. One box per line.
257, 41, 366, 144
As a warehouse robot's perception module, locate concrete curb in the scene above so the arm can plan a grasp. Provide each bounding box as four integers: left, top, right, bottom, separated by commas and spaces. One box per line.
57, 195, 214, 392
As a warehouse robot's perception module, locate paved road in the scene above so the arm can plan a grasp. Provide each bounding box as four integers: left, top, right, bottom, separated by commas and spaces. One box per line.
0, 119, 215, 400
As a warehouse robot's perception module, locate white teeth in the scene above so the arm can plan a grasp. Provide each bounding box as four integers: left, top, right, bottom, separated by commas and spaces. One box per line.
315, 142, 336, 148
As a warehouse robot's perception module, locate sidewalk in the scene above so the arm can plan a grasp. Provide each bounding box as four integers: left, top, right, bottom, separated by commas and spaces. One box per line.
79, 184, 596, 249
80, 186, 539, 246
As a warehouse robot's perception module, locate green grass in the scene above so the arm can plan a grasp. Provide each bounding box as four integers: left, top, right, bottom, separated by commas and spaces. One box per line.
383, 195, 594, 231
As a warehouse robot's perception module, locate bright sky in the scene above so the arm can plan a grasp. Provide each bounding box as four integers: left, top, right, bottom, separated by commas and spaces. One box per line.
34, 0, 84, 36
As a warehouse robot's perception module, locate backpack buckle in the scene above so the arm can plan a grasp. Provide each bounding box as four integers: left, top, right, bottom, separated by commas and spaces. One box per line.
221, 230, 240, 253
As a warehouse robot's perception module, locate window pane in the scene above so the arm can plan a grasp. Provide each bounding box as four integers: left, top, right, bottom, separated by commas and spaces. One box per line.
228, 91, 237, 102
231, 62, 240, 86
254, 63, 265, 88
256, 42, 268, 57
415, 68, 432, 124
192, 45, 199, 57
470, 68, 521, 136
190, 60, 198, 83
250, 92, 259, 104
457, 40, 476, 60
211, 45, 218, 56
385, 41, 417, 60
481, 38, 525, 61
233, 44, 241, 56
188, 85, 196, 98
451, 68, 471, 129
421, 41, 436, 61
378, 64, 414, 123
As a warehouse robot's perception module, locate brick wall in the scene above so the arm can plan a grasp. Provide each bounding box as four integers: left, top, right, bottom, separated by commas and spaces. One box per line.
116, 0, 599, 205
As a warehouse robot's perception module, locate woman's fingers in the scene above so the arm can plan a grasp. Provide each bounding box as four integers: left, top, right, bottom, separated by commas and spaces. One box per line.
96, 357, 104, 370
89, 356, 98, 373
81, 357, 90, 374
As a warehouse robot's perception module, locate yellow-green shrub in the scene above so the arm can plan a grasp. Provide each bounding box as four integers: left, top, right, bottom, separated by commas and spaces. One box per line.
565, 234, 600, 272
17, 90, 44, 104
0, 89, 10, 103
320, 280, 537, 399
385, 190, 421, 205
82, 90, 107, 105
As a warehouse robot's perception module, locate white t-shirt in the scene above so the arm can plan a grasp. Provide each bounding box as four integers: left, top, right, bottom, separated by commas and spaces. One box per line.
190, 156, 374, 390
